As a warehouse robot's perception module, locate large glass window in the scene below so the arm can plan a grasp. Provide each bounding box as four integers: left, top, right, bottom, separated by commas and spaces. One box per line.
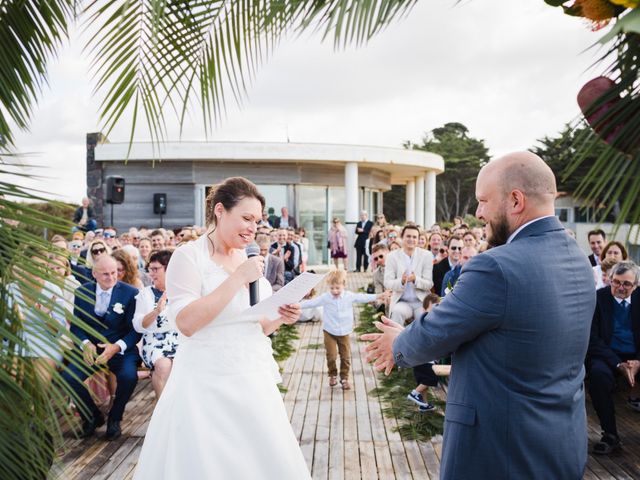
297, 186, 328, 265
257, 185, 288, 218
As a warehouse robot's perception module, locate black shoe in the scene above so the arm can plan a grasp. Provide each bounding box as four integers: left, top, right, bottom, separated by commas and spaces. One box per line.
105, 420, 122, 441
593, 433, 621, 455
81, 413, 105, 438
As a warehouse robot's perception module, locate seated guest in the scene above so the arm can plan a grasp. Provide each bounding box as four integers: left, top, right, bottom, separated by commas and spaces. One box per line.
372, 243, 390, 315
68, 238, 92, 283
384, 224, 434, 324
257, 235, 284, 291
113, 249, 144, 289
133, 250, 178, 399
587, 261, 640, 454
289, 229, 303, 274
72, 197, 97, 232
7, 246, 67, 386
441, 245, 478, 296
138, 237, 153, 269
594, 241, 628, 289
62, 255, 140, 440
270, 229, 296, 283
407, 293, 441, 412
588, 229, 606, 267
121, 244, 152, 287
86, 239, 111, 269
432, 236, 463, 295
49, 254, 81, 314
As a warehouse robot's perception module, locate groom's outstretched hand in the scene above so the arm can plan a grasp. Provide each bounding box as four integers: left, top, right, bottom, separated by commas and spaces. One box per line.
360, 316, 404, 376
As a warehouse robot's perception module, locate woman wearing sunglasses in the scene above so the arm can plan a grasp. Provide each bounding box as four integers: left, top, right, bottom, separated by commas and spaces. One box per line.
86, 240, 111, 269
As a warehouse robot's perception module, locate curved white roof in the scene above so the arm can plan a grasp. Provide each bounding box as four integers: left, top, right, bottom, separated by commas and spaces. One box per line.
95, 141, 444, 184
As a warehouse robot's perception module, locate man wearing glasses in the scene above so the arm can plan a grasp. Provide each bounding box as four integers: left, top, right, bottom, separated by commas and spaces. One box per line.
587, 260, 640, 455
432, 236, 464, 296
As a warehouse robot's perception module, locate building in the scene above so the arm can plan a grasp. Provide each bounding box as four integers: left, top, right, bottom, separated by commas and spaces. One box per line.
86, 133, 444, 264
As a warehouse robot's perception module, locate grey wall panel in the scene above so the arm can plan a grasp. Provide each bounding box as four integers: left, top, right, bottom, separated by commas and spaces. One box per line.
300, 164, 344, 185
362, 168, 392, 190
101, 184, 195, 231
192, 162, 303, 185
102, 162, 194, 183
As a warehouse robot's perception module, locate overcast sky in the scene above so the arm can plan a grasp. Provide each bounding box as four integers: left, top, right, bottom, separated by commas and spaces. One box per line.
8, 0, 601, 203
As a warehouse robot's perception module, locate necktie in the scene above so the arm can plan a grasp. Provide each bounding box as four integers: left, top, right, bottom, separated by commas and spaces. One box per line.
621, 300, 629, 310
96, 291, 109, 315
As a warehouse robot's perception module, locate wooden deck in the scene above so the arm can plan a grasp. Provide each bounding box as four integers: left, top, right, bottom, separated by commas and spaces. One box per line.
51, 272, 640, 479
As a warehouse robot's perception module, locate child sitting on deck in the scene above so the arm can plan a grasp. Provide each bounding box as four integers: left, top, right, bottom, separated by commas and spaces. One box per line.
407, 293, 441, 412
300, 270, 389, 390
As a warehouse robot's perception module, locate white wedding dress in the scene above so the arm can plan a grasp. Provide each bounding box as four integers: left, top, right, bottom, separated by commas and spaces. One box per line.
134, 236, 311, 479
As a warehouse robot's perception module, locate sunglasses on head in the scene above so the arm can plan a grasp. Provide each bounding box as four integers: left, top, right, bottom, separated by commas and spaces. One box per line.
91, 247, 106, 255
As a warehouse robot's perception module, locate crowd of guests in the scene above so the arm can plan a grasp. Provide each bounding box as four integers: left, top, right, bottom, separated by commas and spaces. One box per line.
8, 203, 640, 456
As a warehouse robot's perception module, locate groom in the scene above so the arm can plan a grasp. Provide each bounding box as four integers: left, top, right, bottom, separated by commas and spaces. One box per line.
363, 152, 595, 478
63, 255, 140, 440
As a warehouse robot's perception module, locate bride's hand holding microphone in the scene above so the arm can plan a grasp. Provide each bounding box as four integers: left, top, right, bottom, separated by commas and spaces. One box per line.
235, 254, 265, 287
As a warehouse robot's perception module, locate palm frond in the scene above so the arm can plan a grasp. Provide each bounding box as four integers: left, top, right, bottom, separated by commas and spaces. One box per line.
83, 0, 418, 150
0, 164, 116, 479
0, 0, 75, 146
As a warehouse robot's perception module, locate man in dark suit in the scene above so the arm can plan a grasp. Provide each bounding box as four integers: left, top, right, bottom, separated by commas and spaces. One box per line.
363, 152, 595, 479
587, 260, 640, 454
270, 229, 297, 283
588, 229, 606, 267
258, 234, 284, 291
63, 255, 140, 440
273, 206, 297, 229
354, 210, 373, 272
432, 236, 463, 295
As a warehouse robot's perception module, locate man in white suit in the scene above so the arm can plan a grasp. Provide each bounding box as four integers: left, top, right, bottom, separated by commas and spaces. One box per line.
384, 224, 434, 324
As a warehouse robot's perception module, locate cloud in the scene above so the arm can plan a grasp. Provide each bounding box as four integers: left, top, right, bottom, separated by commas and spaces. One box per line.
10, 0, 603, 202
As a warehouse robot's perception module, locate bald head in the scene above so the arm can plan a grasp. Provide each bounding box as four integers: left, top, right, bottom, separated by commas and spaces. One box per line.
476, 152, 557, 247
481, 151, 557, 201
93, 255, 118, 290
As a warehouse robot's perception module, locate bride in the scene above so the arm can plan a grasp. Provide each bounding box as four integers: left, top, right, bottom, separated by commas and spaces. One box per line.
134, 177, 311, 479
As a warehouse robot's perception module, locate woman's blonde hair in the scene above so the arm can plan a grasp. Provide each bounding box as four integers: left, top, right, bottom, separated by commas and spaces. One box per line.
86, 240, 111, 267
112, 249, 140, 288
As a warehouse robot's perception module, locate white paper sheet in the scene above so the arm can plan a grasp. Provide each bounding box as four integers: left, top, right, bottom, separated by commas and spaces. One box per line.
244, 272, 326, 320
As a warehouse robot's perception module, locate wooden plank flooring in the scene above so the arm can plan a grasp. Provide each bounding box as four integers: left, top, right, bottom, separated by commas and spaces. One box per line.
51, 272, 640, 479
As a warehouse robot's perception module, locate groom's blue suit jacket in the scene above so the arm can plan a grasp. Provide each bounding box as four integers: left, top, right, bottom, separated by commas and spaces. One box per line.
394, 216, 595, 479
71, 281, 139, 352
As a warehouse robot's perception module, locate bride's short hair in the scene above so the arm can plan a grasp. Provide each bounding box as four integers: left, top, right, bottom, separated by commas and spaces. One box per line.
205, 177, 265, 227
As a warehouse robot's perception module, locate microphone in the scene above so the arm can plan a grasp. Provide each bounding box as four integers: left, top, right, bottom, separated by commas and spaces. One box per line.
245, 242, 261, 306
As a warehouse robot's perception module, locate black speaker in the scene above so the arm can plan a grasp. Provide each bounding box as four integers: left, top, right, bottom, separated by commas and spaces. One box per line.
154, 193, 167, 214
106, 176, 125, 204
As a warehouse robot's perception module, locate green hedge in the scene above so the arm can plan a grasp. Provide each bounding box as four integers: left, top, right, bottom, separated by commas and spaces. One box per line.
357, 303, 445, 441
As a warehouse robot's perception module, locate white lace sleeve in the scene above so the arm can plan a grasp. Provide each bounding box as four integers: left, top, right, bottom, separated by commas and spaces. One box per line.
166, 244, 202, 331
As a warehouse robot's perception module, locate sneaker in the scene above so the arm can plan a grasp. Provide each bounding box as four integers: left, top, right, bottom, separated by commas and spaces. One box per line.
628, 397, 640, 412
419, 403, 435, 413
592, 433, 621, 455
407, 390, 428, 408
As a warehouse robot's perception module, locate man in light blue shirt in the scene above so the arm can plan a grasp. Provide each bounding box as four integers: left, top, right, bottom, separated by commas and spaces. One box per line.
300, 270, 388, 389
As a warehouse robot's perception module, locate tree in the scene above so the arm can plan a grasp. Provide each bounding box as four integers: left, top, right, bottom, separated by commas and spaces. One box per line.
532, 123, 627, 223
406, 122, 490, 222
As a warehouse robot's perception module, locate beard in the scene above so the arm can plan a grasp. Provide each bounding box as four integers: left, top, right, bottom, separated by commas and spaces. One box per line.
487, 211, 512, 248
